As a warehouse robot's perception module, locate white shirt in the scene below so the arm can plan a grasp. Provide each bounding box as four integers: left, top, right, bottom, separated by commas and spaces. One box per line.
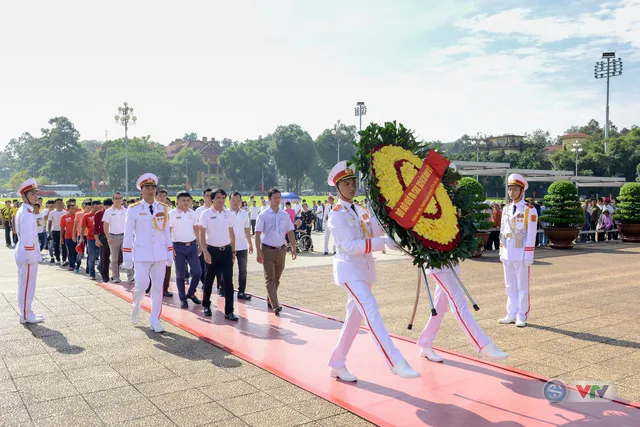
195, 205, 211, 225
199, 207, 233, 247
102, 206, 127, 234
48, 209, 67, 231
249, 205, 261, 220
255, 207, 294, 247
293, 203, 302, 215
229, 208, 250, 251
169, 208, 198, 243
42, 208, 50, 221
35, 212, 45, 233
260, 203, 269, 213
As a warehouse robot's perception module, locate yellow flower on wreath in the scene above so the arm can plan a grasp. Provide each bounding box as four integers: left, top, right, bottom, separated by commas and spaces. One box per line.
372, 145, 460, 249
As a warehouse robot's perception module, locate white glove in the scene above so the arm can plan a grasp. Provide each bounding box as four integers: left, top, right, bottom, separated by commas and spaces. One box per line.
524, 259, 534, 267
383, 236, 404, 252
122, 260, 133, 270
166, 259, 173, 267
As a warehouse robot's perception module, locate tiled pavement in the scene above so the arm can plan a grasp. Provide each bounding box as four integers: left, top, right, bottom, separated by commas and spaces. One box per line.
0, 286, 373, 427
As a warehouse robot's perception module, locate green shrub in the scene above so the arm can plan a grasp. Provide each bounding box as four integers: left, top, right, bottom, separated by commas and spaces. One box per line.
540, 180, 584, 227
613, 182, 640, 224
458, 177, 494, 231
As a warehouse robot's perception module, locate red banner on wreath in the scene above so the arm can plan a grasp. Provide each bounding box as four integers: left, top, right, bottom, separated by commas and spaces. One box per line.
389, 150, 450, 229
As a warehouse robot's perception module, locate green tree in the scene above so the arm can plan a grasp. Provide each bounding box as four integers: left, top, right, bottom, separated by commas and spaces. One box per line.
636, 163, 640, 182
171, 148, 207, 187
305, 152, 329, 193
271, 124, 314, 192
513, 147, 552, 170
218, 140, 276, 191
183, 132, 198, 142
3, 132, 47, 177
524, 129, 553, 148
314, 124, 358, 168
39, 117, 91, 186
9, 171, 30, 190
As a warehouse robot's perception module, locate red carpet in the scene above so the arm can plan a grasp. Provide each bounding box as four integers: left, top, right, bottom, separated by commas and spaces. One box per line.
98, 282, 640, 427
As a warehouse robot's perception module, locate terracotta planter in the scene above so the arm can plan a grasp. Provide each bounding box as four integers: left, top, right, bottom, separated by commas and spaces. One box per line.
473, 231, 490, 257
617, 223, 640, 243
543, 227, 581, 249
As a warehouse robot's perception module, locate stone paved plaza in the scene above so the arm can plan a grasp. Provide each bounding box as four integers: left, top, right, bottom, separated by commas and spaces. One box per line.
0, 234, 638, 426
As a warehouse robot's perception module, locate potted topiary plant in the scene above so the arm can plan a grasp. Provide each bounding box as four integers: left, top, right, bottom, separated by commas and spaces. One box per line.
458, 177, 495, 257
613, 182, 640, 242
540, 180, 585, 249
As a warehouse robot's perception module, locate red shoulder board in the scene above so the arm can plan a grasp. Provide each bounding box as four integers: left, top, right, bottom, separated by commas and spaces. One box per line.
332, 204, 341, 211
526, 203, 534, 208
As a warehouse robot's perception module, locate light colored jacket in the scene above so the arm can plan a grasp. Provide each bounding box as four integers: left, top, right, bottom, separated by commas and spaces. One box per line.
328, 199, 385, 284
123, 200, 172, 264
15, 203, 41, 264
499, 199, 538, 262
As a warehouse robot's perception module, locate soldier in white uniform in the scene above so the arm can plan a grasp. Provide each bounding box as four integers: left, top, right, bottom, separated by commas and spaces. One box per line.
15, 179, 44, 324
323, 194, 335, 255
499, 173, 537, 327
122, 173, 173, 333
327, 161, 420, 381
417, 264, 509, 362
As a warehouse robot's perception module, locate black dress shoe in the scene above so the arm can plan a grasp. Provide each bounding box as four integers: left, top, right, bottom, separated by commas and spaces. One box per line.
324, 252, 328, 255
187, 294, 201, 305
225, 313, 239, 321
274, 306, 283, 316
163, 291, 173, 297
267, 302, 273, 309
237, 292, 252, 300
218, 289, 225, 297
203, 307, 212, 317
180, 300, 188, 309
145, 285, 151, 294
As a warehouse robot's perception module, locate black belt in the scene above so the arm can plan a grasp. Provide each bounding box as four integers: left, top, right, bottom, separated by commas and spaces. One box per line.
109, 233, 124, 236
207, 244, 231, 251
262, 244, 286, 250
174, 240, 197, 246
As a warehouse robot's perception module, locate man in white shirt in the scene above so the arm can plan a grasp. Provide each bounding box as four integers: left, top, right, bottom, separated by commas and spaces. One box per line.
255, 188, 296, 315
47, 198, 67, 265
259, 200, 269, 213
103, 192, 132, 283
315, 201, 324, 232
198, 188, 238, 321
169, 191, 202, 309
42, 200, 54, 257
293, 201, 302, 218
323, 195, 335, 255
249, 200, 261, 235
229, 192, 253, 300
34, 203, 46, 253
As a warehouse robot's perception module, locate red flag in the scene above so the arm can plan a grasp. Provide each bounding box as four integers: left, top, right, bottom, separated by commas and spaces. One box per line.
186, 180, 190, 191
261, 183, 264, 192
91, 181, 96, 191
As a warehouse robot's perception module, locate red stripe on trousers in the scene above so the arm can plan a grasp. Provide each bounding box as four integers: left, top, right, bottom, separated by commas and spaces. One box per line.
432, 273, 481, 351
24, 264, 30, 320
525, 266, 531, 320
344, 283, 394, 367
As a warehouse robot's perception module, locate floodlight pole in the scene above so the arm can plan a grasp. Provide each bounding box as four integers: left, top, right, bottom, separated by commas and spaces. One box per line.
595, 52, 623, 154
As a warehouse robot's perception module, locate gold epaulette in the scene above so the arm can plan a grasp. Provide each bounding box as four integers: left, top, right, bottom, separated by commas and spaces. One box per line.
128, 201, 141, 208
332, 204, 342, 211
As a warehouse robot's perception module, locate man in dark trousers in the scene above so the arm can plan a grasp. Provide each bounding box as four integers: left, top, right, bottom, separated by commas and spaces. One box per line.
94, 199, 111, 282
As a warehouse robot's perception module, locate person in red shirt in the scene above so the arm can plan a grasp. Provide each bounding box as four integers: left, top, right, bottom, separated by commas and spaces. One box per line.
59, 202, 77, 272
94, 199, 111, 282
81, 200, 101, 280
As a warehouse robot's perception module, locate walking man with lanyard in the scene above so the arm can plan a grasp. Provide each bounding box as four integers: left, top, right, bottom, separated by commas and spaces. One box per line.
15, 179, 44, 324
327, 161, 419, 381
122, 173, 172, 333
499, 173, 537, 328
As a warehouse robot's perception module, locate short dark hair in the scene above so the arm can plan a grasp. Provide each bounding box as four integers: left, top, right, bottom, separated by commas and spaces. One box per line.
203, 188, 212, 196
92, 200, 102, 206
157, 188, 168, 195
211, 188, 226, 198
176, 191, 192, 200
113, 191, 122, 198
55, 198, 63, 203
34, 203, 40, 208
230, 191, 242, 199
68, 198, 76, 203
285, 202, 291, 206
267, 188, 281, 199
103, 199, 113, 206
46, 200, 54, 205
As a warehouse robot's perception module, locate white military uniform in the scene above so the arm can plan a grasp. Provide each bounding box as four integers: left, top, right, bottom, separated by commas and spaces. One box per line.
326, 161, 407, 372
123, 174, 172, 330
15, 179, 43, 323
417, 264, 490, 352
323, 196, 335, 253
500, 174, 537, 322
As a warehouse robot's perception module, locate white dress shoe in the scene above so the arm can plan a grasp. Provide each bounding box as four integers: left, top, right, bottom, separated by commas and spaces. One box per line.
498, 315, 516, 324
330, 367, 357, 382
19, 314, 45, 324
419, 344, 443, 363
150, 324, 165, 333
131, 305, 141, 325
515, 315, 526, 327
391, 359, 420, 378
480, 343, 509, 360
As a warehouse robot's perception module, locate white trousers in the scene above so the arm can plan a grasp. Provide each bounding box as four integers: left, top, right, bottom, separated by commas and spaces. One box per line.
324, 227, 333, 253
17, 261, 38, 322
329, 280, 403, 369
417, 270, 490, 352
502, 260, 530, 319
133, 261, 165, 326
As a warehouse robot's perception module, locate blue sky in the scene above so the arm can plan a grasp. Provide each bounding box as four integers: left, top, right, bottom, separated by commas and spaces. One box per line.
0, 0, 638, 147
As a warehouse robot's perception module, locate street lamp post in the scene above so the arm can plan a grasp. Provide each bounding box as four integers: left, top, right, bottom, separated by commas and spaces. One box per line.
331, 120, 347, 163
354, 101, 367, 133
571, 141, 583, 176
472, 133, 486, 180
115, 102, 137, 196
594, 52, 623, 154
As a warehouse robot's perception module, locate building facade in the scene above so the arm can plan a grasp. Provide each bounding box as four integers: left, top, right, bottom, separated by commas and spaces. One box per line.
165, 137, 229, 189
